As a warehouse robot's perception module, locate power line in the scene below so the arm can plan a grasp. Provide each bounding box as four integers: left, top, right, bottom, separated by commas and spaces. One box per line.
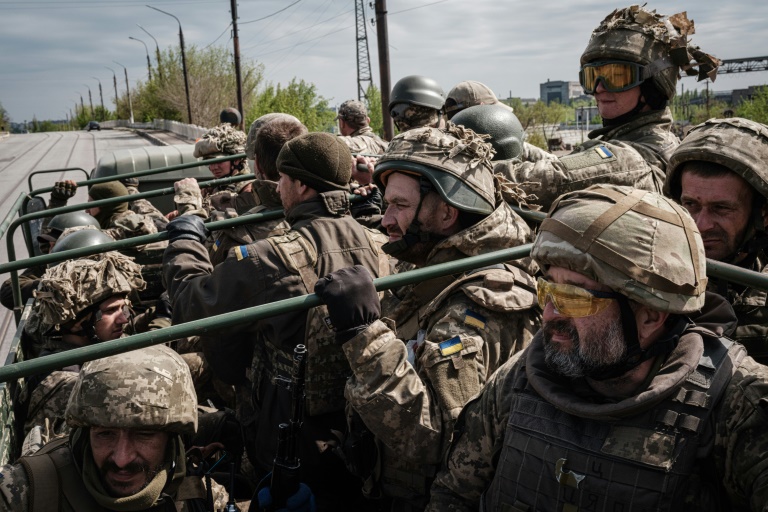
240, 0, 302, 25
389, 0, 451, 16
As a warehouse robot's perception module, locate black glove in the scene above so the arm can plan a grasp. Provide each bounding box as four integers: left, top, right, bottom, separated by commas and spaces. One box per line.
314, 265, 380, 334
166, 215, 209, 244
51, 181, 77, 201
155, 291, 173, 320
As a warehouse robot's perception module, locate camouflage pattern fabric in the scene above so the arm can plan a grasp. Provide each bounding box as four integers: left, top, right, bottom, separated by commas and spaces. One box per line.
337, 99, 368, 125
193, 123, 247, 158
23, 370, 78, 444
427, 327, 768, 511
102, 210, 168, 251
342, 201, 540, 505
521, 141, 558, 163
338, 126, 388, 155
125, 185, 169, 231
174, 178, 207, 218
500, 107, 678, 210
393, 104, 440, 132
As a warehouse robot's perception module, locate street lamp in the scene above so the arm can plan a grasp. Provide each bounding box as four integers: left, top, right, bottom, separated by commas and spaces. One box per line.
148, 5, 193, 125
129, 36, 153, 81
113, 61, 135, 124
105, 66, 119, 119
83, 84, 94, 117
137, 24, 163, 81
91, 76, 105, 121
77, 92, 85, 113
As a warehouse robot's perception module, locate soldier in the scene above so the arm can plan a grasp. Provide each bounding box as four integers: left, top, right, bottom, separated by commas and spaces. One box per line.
314, 124, 540, 509
388, 75, 445, 132
501, 5, 719, 210
336, 99, 388, 155
665, 118, 768, 364
0, 344, 198, 511
22, 250, 146, 444
445, 80, 557, 164
427, 184, 768, 511
162, 132, 390, 511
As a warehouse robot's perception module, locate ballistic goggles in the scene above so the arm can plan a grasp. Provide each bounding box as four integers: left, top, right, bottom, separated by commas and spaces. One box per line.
579, 60, 646, 94
390, 102, 410, 121
93, 303, 131, 324
537, 277, 622, 318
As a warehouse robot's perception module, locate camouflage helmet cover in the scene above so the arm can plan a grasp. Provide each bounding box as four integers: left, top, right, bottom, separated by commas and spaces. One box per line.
66, 344, 198, 435
194, 123, 247, 158
665, 117, 768, 200
374, 124, 496, 215
336, 100, 368, 125
450, 104, 524, 161
532, 184, 707, 313
245, 113, 302, 160
580, 5, 719, 99
34, 251, 146, 330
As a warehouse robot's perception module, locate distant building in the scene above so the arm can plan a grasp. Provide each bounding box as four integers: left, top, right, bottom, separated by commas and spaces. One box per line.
540, 80, 584, 104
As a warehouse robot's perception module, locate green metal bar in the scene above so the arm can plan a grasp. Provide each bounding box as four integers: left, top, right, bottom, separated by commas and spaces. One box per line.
0, 244, 533, 383
0, 193, 28, 244
27, 168, 89, 193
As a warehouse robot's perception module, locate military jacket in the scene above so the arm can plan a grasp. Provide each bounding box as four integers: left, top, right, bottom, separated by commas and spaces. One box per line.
498, 108, 677, 210
206, 167, 257, 215
427, 327, 768, 512
338, 126, 388, 155
343, 202, 541, 504
0, 266, 43, 312
103, 210, 167, 251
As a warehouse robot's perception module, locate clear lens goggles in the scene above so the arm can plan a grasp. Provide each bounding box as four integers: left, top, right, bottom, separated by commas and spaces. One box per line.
537, 277, 622, 318
579, 60, 645, 94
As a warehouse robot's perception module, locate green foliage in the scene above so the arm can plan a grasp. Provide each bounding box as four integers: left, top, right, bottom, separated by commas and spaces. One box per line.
507, 99, 570, 150
736, 86, 768, 124
0, 101, 9, 131
365, 84, 384, 137
248, 78, 335, 132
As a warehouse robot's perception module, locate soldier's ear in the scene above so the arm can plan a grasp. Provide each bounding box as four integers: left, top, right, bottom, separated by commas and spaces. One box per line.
634, 305, 669, 348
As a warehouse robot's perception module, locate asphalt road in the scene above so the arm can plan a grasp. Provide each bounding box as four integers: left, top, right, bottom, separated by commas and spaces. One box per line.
0, 127, 186, 353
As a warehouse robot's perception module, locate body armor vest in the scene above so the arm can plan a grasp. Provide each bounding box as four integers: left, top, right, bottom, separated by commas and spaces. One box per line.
482, 333, 743, 512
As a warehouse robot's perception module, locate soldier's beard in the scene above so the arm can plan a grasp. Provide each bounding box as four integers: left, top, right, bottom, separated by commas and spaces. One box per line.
99, 459, 164, 497
542, 318, 626, 378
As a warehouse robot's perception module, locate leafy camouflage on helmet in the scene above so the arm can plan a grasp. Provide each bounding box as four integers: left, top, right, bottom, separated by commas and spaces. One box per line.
665, 117, 768, 200
532, 184, 707, 313
374, 124, 496, 214
34, 251, 146, 330
392, 104, 440, 132
194, 123, 247, 158
66, 344, 198, 434
580, 5, 719, 99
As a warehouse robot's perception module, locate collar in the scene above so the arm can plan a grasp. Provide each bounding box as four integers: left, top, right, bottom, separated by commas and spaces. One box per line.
284, 190, 350, 225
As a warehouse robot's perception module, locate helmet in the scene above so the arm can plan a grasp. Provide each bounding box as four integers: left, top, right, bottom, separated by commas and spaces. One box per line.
374, 124, 496, 215
665, 118, 768, 200
336, 100, 368, 125
532, 184, 706, 314
389, 75, 445, 111
451, 105, 524, 161
38, 211, 100, 245
66, 344, 197, 435
219, 107, 242, 126
194, 123, 247, 158
51, 227, 114, 255
580, 5, 719, 100
245, 113, 302, 161
34, 251, 146, 330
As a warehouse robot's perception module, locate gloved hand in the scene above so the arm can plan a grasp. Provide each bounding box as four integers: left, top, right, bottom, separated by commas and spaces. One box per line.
155, 291, 173, 320
256, 483, 315, 512
314, 265, 380, 333
166, 214, 209, 244
51, 180, 78, 201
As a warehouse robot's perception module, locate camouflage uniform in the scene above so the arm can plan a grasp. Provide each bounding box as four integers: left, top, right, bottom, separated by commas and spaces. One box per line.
163, 132, 390, 510
665, 118, 768, 365
339, 126, 388, 155
429, 185, 768, 511
0, 344, 202, 512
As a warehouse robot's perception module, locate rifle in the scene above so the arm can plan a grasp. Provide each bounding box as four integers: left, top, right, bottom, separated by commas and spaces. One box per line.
269, 344, 307, 509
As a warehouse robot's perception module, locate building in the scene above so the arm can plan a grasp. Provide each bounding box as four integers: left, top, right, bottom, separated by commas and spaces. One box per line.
540, 80, 584, 104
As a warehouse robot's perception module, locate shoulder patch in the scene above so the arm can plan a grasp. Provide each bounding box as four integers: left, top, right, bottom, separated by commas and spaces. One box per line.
439, 336, 464, 357
560, 144, 617, 171
235, 245, 249, 261
212, 239, 222, 252
463, 309, 486, 330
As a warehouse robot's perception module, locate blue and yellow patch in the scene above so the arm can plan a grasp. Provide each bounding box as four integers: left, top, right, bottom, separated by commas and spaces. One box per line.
235, 245, 249, 261
439, 336, 464, 357
463, 309, 486, 330
595, 146, 614, 159
212, 239, 222, 252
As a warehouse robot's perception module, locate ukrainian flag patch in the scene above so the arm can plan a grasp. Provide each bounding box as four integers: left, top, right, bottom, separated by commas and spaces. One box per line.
595, 146, 614, 159
463, 309, 486, 330
235, 245, 249, 261
212, 239, 222, 252
439, 336, 464, 357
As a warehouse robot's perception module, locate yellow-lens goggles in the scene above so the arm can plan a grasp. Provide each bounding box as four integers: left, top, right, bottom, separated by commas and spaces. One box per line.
536, 277, 621, 318
579, 60, 645, 94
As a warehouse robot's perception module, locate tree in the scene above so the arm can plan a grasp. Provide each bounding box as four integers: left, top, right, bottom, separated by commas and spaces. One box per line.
365, 84, 384, 138
508, 100, 570, 150
737, 86, 768, 124
0, 101, 9, 131
248, 78, 335, 133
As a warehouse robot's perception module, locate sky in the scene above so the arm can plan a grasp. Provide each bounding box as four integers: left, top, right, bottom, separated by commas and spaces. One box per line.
1, 0, 767, 123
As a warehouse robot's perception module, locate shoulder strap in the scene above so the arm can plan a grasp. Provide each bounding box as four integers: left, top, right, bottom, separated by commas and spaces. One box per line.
19, 452, 59, 512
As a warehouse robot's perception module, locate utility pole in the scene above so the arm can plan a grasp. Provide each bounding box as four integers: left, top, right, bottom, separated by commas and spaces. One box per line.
374, 0, 393, 140
84, 84, 94, 117
114, 61, 134, 124
148, 6, 193, 125
138, 24, 163, 81
80, 94, 85, 113
230, 0, 244, 130
92, 76, 105, 121
705, 80, 711, 119
106, 66, 119, 119
129, 36, 153, 80
355, 0, 373, 102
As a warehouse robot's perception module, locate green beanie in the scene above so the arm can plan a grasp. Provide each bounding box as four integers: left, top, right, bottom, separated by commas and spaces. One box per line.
276, 132, 351, 192
88, 181, 129, 228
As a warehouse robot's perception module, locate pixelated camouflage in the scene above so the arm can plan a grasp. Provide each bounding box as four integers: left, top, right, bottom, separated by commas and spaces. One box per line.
337, 99, 368, 125
194, 123, 247, 158
245, 113, 302, 160
339, 126, 388, 155
532, 184, 707, 313
391, 104, 440, 132
581, 5, 719, 99
34, 251, 145, 331
66, 344, 198, 434
665, 117, 768, 200
375, 124, 497, 214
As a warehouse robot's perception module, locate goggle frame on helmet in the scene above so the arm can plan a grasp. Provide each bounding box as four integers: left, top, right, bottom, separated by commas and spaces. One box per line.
537, 277, 622, 318
389, 102, 411, 120
579, 60, 646, 94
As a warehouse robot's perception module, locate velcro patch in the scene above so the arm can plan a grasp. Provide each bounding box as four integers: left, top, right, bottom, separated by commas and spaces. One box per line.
463, 309, 486, 330
595, 145, 614, 158
560, 144, 617, 171
439, 336, 464, 357
235, 245, 249, 261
